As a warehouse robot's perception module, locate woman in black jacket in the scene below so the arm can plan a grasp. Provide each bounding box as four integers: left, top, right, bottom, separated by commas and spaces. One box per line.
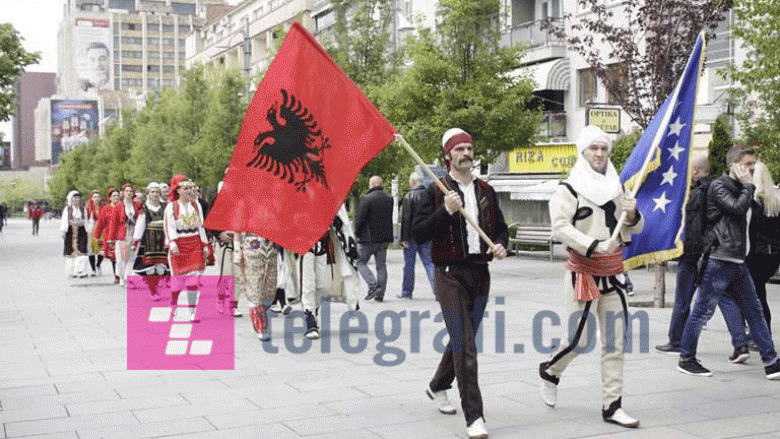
747, 161, 780, 336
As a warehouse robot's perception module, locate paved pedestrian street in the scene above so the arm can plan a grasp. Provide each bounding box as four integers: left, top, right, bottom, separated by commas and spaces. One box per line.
2, 217, 780, 438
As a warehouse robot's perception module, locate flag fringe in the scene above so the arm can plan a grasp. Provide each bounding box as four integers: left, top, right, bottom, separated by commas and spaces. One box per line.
623, 244, 683, 270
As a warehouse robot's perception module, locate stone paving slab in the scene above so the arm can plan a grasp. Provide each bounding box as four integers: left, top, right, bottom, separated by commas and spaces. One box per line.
4, 217, 780, 438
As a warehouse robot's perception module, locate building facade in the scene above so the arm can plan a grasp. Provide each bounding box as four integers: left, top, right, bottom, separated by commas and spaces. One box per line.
12, 72, 57, 170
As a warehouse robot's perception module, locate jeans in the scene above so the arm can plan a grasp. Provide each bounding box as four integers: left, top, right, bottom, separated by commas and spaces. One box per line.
668, 259, 746, 349
357, 242, 388, 299
401, 240, 435, 298
680, 259, 777, 365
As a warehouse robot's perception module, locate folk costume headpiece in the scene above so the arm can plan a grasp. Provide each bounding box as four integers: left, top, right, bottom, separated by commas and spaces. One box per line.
441, 128, 472, 170
565, 125, 622, 206
146, 182, 160, 193
66, 190, 81, 206
169, 174, 195, 202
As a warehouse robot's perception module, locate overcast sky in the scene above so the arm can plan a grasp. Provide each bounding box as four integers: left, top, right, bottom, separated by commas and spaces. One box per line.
0, 0, 60, 139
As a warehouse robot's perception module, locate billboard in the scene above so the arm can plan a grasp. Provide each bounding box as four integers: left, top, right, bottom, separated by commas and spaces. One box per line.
75, 17, 112, 94
51, 100, 99, 164
509, 143, 577, 174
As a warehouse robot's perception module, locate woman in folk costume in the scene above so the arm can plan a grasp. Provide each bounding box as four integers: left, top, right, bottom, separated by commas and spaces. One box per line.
92, 188, 120, 282
288, 203, 360, 340
539, 125, 644, 428
233, 232, 277, 341
132, 182, 169, 299
110, 183, 143, 286
60, 190, 90, 278
85, 189, 105, 276
164, 175, 209, 321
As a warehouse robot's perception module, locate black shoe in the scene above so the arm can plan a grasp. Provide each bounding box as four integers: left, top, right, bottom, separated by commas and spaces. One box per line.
365, 287, 377, 301
677, 358, 712, 377
729, 346, 750, 364
765, 361, 780, 380
374, 296, 383, 302
655, 343, 680, 355
304, 310, 320, 339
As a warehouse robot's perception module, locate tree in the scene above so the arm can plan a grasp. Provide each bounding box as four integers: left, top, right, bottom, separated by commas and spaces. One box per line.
708, 114, 732, 178
610, 130, 642, 172
728, 0, 780, 177
0, 24, 41, 122
542, 0, 727, 129
374, 0, 540, 169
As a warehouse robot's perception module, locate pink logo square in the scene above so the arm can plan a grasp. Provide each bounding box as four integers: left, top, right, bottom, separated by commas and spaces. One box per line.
127, 275, 234, 370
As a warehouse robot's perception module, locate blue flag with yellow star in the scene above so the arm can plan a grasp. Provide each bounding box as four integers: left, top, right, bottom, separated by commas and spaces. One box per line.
620, 33, 706, 269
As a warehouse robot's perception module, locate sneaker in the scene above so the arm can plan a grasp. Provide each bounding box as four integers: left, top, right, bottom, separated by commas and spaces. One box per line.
728, 346, 750, 364
677, 358, 712, 377
426, 384, 456, 415
765, 360, 780, 380
96, 267, 102, 276
603, 408, 640, 428
655, 343, 681, 355
282, 304, 292, 315
465, 417, 488, 439
189, 312, 196, 322
365, 286, 377, 301
258, 332, 271, 342
269, 303, 282, 313
304, 310, 320, 339
233, 307, 243, 317
538, 362, 558, 407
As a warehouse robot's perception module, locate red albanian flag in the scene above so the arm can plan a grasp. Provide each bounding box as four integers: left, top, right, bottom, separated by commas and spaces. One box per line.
205, 22, 396, 254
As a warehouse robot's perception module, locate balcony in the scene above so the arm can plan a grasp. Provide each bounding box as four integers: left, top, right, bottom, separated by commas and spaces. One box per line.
501, 19, 566, 64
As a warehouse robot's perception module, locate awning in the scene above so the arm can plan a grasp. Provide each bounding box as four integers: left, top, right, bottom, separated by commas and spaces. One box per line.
490, 178, 559, 201
530, 58, 570, 91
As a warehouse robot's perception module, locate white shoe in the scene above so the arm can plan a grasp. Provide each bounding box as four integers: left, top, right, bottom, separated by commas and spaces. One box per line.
466, 417, 488, 439
540, 379, 557, 407
258, 332, 271, 342
603, 408, 640, 428
269, 303, 282, 313
189, 312, 196, 322
96, 267, 102, 276
233, 308, 243, 317
426, 384, 456, 415
304, 327, 320, 339
119, 277, 126, 287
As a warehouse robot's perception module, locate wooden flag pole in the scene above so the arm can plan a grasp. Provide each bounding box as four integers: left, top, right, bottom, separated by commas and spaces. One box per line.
395, 134, 496, 249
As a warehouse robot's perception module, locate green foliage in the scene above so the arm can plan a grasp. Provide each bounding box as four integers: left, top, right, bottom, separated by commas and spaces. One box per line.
729, 0, 780, 177
0, 24, 41, 122
708, 114, 732, 178
48, 66, 248, 204
610, 131, 642, 173
374, 0, 540, 170
0, 176, 46, 213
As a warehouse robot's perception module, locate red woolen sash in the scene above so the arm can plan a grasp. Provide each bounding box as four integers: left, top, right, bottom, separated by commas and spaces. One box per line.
565, 249, 624, 301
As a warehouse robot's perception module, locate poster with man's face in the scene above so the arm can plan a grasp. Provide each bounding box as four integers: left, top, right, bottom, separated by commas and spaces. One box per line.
75, 18, 112, 94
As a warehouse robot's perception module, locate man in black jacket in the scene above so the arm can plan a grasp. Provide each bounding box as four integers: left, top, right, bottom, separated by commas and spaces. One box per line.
399, 172, 436, 299
677, 146, 780, 379
413, 128, 508, 439
353, 176, 394, 302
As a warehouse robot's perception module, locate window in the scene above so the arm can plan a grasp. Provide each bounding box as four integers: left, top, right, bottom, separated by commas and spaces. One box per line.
147, 37, 159, 45
122, 64, 142, 72
122, 50, 142, 58
162, 38, 175, 46
578, 68, 597, 107
606, 63, 626, 105
147, 65, 160, 72
122, 36, 142, 45
162, 24, 175, 32
163, 51, 175, 59
163, 65, 174, 73
179, 24, 191, 33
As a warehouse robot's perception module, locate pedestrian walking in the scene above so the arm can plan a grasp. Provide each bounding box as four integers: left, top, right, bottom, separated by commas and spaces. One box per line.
207, 181, 242, 317
677, 146, 780, 380
92, 188, 121, 283
85, 189, 105, 276
164, 175, 210, 321
399, 172, 436, 299
60, 191, 89, 278
29, 202, 42, 235
354, 176, 394, 302
233, 232, 276, 341
131, 182, 169, 299
539, 125, 643, 428
413, 128, 508, 439
746, 160, 780, 338
112, 184, 142, 287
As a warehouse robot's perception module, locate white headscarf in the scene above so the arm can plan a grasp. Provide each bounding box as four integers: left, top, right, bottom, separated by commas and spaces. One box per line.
66, 190, 81, 206
565, 125, 622, 206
